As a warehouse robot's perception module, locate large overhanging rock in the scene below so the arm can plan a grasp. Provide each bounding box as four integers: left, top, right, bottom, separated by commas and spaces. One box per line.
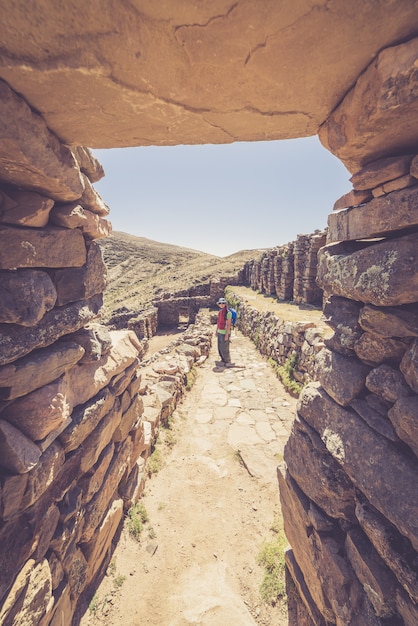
0, 2, 417, 148
319, 38, 418, 172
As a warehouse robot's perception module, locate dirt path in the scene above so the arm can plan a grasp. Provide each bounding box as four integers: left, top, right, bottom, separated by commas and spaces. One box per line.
80, 330, 297, 626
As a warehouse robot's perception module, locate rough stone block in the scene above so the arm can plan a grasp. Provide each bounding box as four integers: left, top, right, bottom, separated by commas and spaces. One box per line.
0, 269, 56, 326
81, 498, 124, 585
350, 154, 415, 191
356, 500, 418, 604
333, 188, 373, 211
359, 304, 418, 338
0, 225, 86, 270
345, 527, 397, 617
284, 418, 356, 521
79, 173, 110, 216
388, 395, 418, 458
49, 202, 111, 239
3, 377, 72, 441
317, 234, 418, 306
0, 419, 42, 474
0, 187, 54, 227
79, 402, 122, 474
0, 558, 52, 626
59, 388, 115, 453
51, 241, 107, 306
71, 147, 104, 183
80, 439, 131, 543
400, 339, 418, 393
328, 186, 418, 243
0, 341, 84, 400
319, 38, 418, 172
366, 364, 411, 403
298, 383, 418, 552
0, 294, 103, 366
0, 79, 84, 201
354, 332, 408, 365
350, 398, 398, 442
315, 347, 370, 406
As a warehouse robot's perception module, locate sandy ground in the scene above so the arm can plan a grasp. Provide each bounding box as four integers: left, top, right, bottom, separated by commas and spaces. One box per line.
79, 330, 297, 626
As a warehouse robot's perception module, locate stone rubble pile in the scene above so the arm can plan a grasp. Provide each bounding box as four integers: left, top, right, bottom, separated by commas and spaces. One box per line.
280, 38, 418, 626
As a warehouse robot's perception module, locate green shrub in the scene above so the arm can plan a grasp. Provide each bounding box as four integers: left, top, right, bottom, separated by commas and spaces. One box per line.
127, 502, 149, 541
258, 521, 287, 605
269, 353, 303, 397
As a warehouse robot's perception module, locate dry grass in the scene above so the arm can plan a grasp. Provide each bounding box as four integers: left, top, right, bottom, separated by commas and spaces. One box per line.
231, 286, 330, 330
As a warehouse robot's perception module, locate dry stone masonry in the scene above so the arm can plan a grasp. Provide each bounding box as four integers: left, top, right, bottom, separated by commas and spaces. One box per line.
0, 8, 418, 625
279, 38, 418, 626
242, 231, 326, 306
0, 80, 213, 625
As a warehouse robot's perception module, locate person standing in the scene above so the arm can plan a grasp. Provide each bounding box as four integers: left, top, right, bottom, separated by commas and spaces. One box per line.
216, 297, 233, 366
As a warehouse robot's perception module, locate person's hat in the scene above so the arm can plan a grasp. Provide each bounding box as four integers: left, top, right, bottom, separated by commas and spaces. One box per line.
217, 297, 227, 304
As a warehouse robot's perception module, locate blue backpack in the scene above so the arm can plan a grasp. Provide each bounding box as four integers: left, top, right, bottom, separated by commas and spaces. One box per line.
228, 308, 237, 327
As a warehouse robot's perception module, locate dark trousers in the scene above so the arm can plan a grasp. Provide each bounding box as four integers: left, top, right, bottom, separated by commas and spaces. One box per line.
217, 332, 231, 363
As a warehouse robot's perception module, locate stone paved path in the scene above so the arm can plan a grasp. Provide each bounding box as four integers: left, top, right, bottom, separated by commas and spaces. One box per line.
81, 329, 297, 626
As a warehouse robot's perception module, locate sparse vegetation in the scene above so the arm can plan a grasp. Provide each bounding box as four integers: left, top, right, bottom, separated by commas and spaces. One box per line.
127, 502, 150, 541
258, 516, 288, 606
269, 354, 303, 397
185, 365, 198, 391
147, 446, 164, 476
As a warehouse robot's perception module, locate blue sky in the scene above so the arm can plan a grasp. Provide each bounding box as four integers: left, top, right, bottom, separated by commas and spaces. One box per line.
93, 135, 351, 257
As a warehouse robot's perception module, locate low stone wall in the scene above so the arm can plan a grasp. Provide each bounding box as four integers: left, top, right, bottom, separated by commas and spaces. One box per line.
227, 291, 326, 386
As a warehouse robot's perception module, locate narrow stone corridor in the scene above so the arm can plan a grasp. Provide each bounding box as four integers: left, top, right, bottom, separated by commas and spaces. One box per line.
80, 329, 297, 626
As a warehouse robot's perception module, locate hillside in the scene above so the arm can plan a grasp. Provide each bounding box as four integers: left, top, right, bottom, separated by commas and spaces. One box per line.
98, 232, 262, 319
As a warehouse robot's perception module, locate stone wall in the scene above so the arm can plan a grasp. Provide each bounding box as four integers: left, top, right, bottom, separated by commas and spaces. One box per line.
279, 38, 418, 626
227, 291, 326, 386
242, 231, 325, 306
0, 79, 214, 625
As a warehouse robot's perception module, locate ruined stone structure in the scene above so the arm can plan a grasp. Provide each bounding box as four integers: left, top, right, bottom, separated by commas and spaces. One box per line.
243, 231, 326, 305
0, 4, 418, 625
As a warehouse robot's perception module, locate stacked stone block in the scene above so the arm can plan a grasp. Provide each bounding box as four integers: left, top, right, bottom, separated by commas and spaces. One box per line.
229, 291, 326, 385
0, 80, 214, 626
293, 230, 327, 305
242, 233, 322, 305
281, 38, 418, 626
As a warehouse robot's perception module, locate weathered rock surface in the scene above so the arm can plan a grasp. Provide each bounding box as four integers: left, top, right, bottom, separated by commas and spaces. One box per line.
0, 225, 86, 270
0, 294, 103, 366
298, 383, 418, 552
0, 80, 83, 200
284, 418, 356, 522
0, 341, 85, 400
317, 234, 418, 306
0, 269, 56, 326
50, 203, 111, 239
319, 38, 418, 172
0, 419, 41, 474
328, 185, 418, 242
0, 5, 417, 158
0, 187, 54, 227
315, 347, 370, 406
350, 154, 415, 191
358, 304, 418, 338
51, 241, 107, 306
388, 395, 418, 458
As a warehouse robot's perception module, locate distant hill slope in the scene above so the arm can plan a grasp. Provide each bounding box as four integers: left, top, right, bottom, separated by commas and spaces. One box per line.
98, 232, 262, 318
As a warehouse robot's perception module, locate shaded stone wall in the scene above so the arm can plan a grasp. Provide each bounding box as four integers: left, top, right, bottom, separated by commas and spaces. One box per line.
0, 80, 214, 626
242, 232, 324, 305
280, 38, 418, 626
